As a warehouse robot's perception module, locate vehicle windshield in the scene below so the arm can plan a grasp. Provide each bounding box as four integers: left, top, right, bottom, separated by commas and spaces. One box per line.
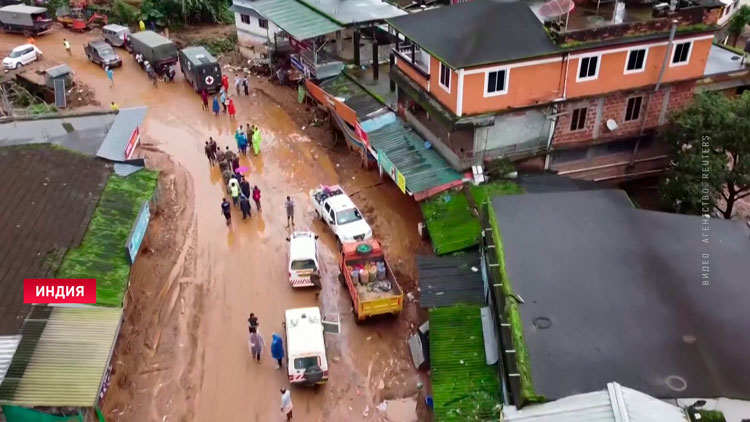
99, 47, 114, 55
291, 259, 317, 271
293, 356, 320, 370
9, 50, 25, 58
336, 208, 362, 225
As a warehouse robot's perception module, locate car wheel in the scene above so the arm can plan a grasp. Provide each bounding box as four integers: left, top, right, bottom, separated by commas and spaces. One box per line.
86, 54, 92, 61
16, 62, 23, 69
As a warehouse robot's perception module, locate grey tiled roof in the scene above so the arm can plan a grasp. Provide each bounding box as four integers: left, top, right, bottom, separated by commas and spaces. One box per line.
96, 107, 148, 162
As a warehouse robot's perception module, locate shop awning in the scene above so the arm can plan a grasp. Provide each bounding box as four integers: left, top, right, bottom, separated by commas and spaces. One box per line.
234, 0, 342, 41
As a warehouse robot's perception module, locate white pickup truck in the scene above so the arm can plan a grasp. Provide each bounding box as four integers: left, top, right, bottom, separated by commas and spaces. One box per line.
310, 185, 373, 246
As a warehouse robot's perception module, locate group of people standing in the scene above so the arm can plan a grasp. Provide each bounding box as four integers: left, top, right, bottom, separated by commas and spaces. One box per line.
205, 136, 262, 224
202, 74, 250, 118
247, 315, 293, 420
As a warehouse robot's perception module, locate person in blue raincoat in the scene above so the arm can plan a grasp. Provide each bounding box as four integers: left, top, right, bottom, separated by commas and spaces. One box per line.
271, 333, 285, 369
212, 96, 220, 116
235, 128, 248, 155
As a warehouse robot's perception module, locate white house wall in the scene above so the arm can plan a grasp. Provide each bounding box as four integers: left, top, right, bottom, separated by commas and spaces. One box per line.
234, 10, 280, 46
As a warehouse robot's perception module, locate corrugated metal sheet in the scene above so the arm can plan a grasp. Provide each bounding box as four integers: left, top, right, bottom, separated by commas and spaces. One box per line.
96, 107, 147, 162
370, 119, 462, 195
0, 336, 21, 386
504, 382, 690, 422
295, 0, 406, 25
418, 252, 484, 308
234, 0, 342, 41
429, 305, 501, 421
0, 306, 123, 407
319, 74, 387, 120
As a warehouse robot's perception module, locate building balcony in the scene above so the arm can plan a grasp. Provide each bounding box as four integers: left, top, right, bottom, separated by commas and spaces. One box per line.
392, 43, 430, 77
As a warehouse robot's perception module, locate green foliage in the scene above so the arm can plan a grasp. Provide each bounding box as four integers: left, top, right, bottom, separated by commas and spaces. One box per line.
483, 157, 515, 178
488, 210, 544, 405
659, 92, 750, 219
470, 180, 523, 205
429, 305, 502, 421
195, 33, 238, 56
110, 0, 139, 25
138, 0, 231, 28
728, 5, 750, 43
57, 170, 159, 307
421, 191, 479, 255
690, 410, 727, 422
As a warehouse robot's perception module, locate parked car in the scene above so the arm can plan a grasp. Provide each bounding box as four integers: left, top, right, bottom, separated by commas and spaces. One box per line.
178, 46, 222, 93
3, 43, 42, 70
127, 30, 178, 75
102, 24, 129, 48
0, 4, 51, 36
284, 307, 329, 385
310, 185, 373, 247
84, 39, 121, 68
286, 231, 320, 288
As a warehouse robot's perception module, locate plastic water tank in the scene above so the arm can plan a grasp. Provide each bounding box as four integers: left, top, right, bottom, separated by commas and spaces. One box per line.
359, 268, 369, 284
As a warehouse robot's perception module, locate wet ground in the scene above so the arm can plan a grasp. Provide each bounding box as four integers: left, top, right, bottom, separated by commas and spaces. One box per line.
1, 28, 429, 421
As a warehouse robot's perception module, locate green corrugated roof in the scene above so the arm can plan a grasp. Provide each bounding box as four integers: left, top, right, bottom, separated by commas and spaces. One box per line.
234, 0, 342, 41
0, 306, 122, 407
430, 305, 501, 422
370, 119, 462, 195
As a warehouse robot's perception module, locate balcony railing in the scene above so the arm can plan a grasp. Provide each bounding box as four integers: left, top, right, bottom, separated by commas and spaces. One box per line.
393, 44, 430, 78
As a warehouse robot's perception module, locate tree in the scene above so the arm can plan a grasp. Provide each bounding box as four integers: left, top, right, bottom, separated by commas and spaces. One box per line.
727, 5, 750, 46
660, 92, 750, 219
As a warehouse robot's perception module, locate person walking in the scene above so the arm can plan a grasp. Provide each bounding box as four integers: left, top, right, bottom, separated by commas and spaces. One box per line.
271, 333, 285, 369
280, 388, 293, 421
215, 143, 226, 166
239, 194, 251, 220
221, 198, 231, 225
201, 89, 209, 111
204, 141, 215, 166
110, 101, 119, 111
221, 74, 229, 93
248, 313, 259, 332
227, 98, 236, 119
240, 177, 251, 199
209, 137, 218, 156
212, 96, 220, 116
234, 74, 241, 96
231, 155, 240, 174
285, 196, 294, 227
220, 90, 227, 113
237, 130, 248, 155
252, 186, 262, 211
105, 67, 114, 88
248, 328, 264, 362
251, 126, 262, 155
228, 177, 240, 207
63, 38, 71, 55
138, 19, 146, 31
224, 147, 236, 170
243, 76, 249, 96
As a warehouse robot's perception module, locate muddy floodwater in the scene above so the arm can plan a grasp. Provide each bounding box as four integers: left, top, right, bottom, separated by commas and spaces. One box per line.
0, 28, 430, 421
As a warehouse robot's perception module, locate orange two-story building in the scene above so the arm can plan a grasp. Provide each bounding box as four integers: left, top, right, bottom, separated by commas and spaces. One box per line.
387, 0, 738, 181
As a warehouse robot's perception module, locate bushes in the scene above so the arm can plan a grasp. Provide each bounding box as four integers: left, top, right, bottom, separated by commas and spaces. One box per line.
195, 33, 238, 56
110, 0, 139, 25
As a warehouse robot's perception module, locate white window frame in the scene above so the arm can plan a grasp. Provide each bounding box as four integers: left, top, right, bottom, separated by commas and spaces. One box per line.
576, 54, 601, 82
623, 47, 648, 74
669, 41, 693, 67
439, 62, 451, 92
484, 67, 510, 97
624, 96, 643, 121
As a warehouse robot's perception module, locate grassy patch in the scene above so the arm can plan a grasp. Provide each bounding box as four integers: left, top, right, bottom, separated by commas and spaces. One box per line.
430, 305, 501, 422
421, 181, 523, 255
489, 210, 544, 404
195, 33, 238, 56
57, 170, 158, 307
421, 190, 479, 255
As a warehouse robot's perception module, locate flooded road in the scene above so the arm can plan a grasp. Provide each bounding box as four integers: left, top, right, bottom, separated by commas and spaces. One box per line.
1, 28, 428, 421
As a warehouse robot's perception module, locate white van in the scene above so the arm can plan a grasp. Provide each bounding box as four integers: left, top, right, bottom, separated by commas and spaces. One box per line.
285, 307, 328, 385
287, 231, 320, 288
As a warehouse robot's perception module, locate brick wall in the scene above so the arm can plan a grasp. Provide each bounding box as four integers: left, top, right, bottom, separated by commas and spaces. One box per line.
551, 81, 695, 148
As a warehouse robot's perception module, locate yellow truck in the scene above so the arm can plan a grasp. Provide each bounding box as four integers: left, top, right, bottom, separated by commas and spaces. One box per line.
339, 239, 403, 322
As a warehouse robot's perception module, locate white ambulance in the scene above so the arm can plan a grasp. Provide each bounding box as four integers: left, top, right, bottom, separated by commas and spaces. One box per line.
284, 307, 329, 385
287, 231, 320, 288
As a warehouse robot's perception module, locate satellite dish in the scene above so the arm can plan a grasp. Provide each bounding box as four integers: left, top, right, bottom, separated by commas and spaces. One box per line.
606, 119, 619, 131
538, 0, 575, 19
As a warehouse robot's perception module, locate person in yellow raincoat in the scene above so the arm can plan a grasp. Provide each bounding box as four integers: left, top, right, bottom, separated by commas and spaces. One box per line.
139, 20, 146, 32
251, 126, 262, 155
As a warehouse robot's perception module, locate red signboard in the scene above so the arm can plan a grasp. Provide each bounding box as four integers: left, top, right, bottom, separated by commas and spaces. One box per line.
24, 279, 97, 304
124, 126, 140, 159
355, 123, 369, 148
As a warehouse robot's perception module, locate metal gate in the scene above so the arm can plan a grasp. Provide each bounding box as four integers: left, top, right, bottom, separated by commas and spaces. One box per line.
53, 78, 66, 108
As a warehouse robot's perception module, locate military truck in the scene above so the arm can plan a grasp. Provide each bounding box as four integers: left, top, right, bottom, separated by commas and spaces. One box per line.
128, 30, 178, 75
178, 46, 222, 94
0, 4, 52, 36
